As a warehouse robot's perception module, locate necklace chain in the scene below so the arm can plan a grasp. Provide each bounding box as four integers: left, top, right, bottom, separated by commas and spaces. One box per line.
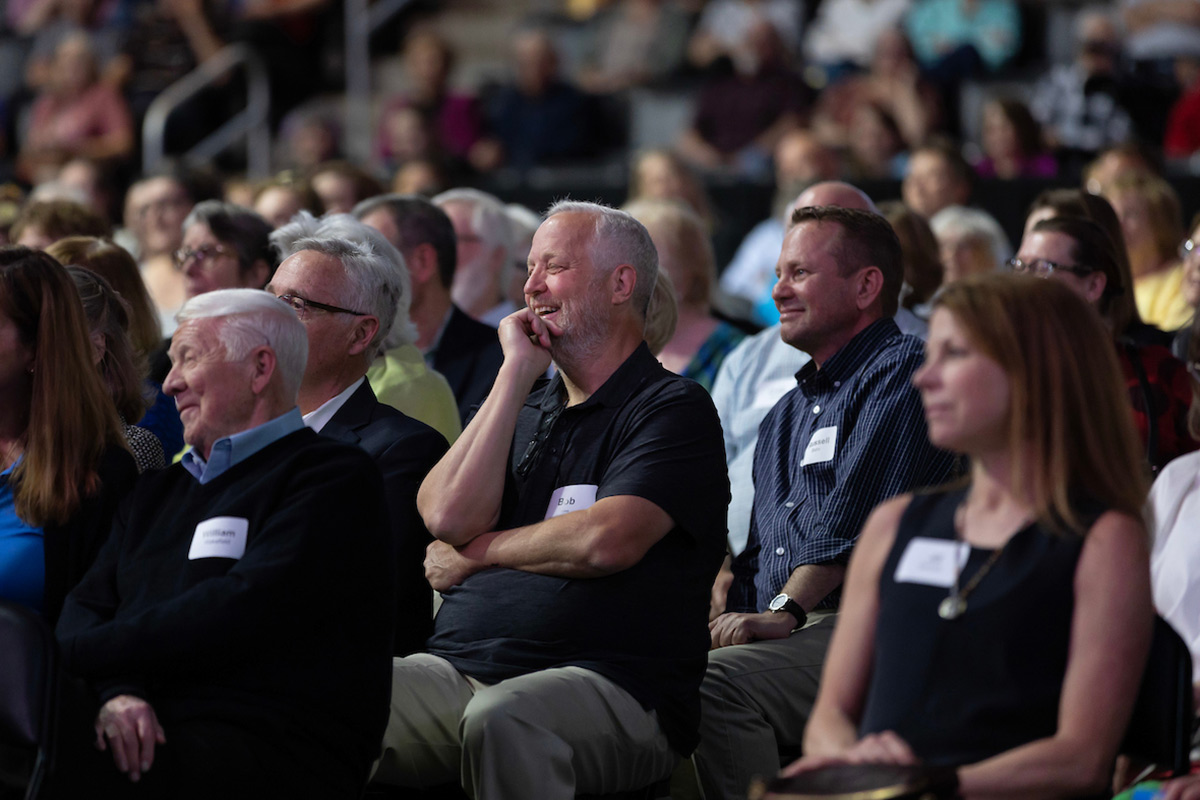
938, 499, 1023, 620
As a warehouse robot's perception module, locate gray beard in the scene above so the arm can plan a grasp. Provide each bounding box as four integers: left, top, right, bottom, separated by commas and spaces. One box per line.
548, 293, 611, 378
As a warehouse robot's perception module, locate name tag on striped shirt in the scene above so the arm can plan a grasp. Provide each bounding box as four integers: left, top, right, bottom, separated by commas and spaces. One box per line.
800, 426, 837, 466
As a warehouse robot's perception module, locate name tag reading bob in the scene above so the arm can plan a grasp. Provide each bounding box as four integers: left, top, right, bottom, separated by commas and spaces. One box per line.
545, 484, 598, 519
188, 516, 250, 560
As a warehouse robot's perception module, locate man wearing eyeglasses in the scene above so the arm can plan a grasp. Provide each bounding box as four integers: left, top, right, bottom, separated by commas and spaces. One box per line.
55, 289, 395, 797
267, 213, 449, 656
371, 201, 730, 799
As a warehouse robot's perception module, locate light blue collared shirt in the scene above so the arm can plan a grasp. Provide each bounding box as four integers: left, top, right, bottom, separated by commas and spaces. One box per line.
180, 408, 306, 484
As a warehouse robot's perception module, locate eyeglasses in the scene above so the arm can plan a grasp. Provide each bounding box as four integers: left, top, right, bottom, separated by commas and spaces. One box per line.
1179, 239, 1198, 261
276, 293, 368, 319
1005, 256, 1094, 278
516, 401, 565, 478
174, 244, 235, 268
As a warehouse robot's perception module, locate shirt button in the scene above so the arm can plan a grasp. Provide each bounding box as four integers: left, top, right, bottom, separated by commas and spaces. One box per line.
834, 381, 841, 387
785, 501, 794, 508
775, 547, 785, 556
812, 405, 821, 414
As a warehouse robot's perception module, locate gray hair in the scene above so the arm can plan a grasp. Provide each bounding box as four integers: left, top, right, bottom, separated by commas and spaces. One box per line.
183, 200, 277, 278
270, 211, 414, 355
432, 187, 515, 263
176, 288, 308, 402
545, 200, 659, 318
930, 205, 1013, 268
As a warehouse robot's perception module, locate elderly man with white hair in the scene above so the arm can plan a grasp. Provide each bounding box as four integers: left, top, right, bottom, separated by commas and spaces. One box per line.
929, 204, 1012, 284
55, 289, 395, 798
267, 213, 449, 655
433, 187, 517, 326
273, 211, 461, 444
372, 201, 730, 799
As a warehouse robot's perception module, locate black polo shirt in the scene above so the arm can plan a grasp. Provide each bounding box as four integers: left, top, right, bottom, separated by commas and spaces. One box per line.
427, 342, 730, 754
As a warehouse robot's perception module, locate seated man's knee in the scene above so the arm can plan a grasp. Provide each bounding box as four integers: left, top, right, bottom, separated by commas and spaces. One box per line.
460, 686, 528, 748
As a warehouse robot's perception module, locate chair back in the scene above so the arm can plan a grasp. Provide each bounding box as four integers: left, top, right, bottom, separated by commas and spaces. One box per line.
1121, 615, 1194, 777
0, 600, 58, 799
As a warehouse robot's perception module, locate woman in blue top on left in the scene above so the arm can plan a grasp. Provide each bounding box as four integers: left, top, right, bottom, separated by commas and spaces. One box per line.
0, 246, 137, 624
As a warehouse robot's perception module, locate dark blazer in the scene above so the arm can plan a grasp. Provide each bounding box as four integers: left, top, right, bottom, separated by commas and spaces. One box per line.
432, 305, 505, 424
322, 380, 449, 655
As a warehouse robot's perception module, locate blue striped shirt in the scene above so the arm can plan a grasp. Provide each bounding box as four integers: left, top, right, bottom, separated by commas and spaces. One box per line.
728, 318, 959, 613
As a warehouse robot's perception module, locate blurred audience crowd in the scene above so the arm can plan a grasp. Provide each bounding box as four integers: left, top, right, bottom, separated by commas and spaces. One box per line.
3, 0, 1200, 798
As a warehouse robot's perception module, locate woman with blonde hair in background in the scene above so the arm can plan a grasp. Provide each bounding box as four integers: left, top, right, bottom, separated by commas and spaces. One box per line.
1103, 173, 1192, 331
626, 199, 744, 391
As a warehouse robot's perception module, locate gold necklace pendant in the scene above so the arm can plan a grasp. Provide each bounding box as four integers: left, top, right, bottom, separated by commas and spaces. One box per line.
938, 595, 967, 620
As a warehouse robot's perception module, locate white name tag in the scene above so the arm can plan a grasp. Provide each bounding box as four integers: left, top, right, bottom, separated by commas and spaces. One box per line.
752, 378, 797, 410
188, 516, 249, 560
545, 484, 598, 519
894, 537, 969, 587
800, 426, 837, 466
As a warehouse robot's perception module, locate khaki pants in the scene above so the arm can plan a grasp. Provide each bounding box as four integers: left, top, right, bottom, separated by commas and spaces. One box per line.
373, 654, 677, 800
692, 611, 838, 800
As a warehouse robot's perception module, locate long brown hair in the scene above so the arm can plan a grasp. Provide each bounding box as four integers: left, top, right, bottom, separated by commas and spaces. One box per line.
933, 274, 1147, 534
0, 247, 125, 526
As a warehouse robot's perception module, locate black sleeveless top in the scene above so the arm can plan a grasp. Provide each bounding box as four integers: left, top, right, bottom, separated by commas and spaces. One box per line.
859, 488, 1091, 767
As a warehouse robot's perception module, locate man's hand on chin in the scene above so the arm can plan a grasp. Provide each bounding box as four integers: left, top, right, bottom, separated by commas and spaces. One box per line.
95, 694, 167, 783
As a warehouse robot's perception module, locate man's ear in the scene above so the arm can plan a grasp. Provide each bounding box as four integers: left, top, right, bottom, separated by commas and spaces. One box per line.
89, 330, 106, 366
346, 315, 381, 357
249, 346, 277, 394
1084, 271, 1108, 305
855, 266, 884, 311
611, 264, 637, 305
407, 242, 440, 287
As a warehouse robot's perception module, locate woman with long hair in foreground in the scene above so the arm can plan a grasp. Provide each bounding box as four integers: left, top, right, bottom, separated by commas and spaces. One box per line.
786, 274, 1153, 798
0, 246, 137, 624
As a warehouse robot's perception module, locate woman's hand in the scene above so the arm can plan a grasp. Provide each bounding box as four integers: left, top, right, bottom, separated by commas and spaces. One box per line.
781, 731, 919, 777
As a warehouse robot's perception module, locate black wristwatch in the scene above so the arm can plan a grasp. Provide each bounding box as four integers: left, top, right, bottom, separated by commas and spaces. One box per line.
768, 593, 807, 628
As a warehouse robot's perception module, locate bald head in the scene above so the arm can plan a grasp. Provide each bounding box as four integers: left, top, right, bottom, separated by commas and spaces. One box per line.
788, 182, 878, 228
774, 132, 840, 186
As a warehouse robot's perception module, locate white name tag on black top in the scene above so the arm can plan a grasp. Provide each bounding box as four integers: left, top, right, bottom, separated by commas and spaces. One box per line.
545, 484, 598, 519
894, 537, 970, 587
188, 516, 249, 560
800, 426, 837, 466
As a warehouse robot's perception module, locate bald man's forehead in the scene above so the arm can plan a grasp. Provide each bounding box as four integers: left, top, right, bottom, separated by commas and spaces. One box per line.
795, 185, 874, 211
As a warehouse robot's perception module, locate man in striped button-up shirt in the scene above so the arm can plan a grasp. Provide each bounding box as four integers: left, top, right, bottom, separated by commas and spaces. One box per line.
694, 206, 958, 800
